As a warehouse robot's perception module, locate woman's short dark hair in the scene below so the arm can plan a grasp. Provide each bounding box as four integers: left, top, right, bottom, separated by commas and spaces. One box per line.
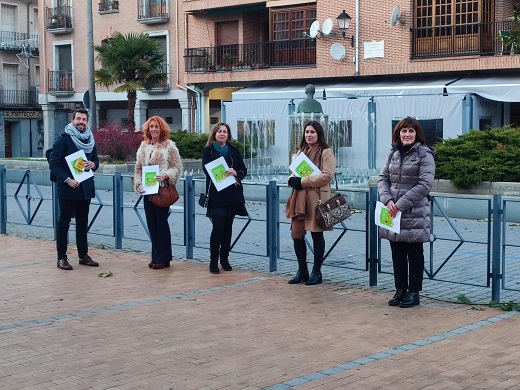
392, 116, 426, 145
299, 120, 330, 150
206, 122, 234, 146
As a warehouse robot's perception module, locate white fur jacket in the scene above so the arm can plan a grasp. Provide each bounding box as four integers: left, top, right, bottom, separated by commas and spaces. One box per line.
134, 139, 183, 191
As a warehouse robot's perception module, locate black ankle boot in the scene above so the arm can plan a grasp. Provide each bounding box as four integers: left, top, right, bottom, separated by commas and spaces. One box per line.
209, 258, 219, 274
388, 290, 407, 306
288, 270, 309, 284
305, 271, 322, 285
220, 259, 232, 271
399, 292, 420, 308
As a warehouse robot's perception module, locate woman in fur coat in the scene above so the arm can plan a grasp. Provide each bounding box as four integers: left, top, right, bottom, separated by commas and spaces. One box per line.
135, 116, 183, 269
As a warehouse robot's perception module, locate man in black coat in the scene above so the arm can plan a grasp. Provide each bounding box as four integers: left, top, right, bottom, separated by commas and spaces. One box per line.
49, 109, 100, 270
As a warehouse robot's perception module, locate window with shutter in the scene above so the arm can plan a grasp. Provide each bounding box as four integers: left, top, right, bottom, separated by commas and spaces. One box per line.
271, 6, 316, 66
413, 0, 494, 56
216, 21, 239, 67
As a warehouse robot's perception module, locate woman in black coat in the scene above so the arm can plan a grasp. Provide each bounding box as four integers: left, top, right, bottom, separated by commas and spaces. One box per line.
202, 122, 248, 274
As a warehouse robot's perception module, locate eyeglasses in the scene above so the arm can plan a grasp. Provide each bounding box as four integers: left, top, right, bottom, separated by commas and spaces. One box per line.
400, 128, 416, 133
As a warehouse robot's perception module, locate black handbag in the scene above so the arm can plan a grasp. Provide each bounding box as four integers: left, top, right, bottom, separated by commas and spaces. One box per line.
199, 181, 211, 208
315, 175, 352, 229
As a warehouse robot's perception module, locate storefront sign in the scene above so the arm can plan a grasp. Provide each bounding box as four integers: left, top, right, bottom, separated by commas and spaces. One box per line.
4, 111, 43, 119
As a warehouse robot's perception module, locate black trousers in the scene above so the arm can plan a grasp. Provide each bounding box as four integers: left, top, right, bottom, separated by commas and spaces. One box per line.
143, 196, 172, 263
209, 215, 235, 263
389, 241, 425, 292
57, 198, 91, 260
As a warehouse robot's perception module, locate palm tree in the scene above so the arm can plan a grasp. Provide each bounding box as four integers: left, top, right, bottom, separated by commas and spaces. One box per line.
94, 32, 166, 131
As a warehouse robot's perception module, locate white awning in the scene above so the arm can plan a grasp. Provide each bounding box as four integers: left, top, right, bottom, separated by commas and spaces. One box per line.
232, 77, 456, 100
446, 76, 520, 102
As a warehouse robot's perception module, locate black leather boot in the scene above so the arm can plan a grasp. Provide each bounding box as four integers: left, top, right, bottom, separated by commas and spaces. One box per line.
209, 257, 220, 274
305, 269, 322, 285
288, 269, 310, 284
399, 292, 420, 308
288, 238, 308, 284
220, 259, 232, 271
388, 290, 407, 306
305, 232, 324, 286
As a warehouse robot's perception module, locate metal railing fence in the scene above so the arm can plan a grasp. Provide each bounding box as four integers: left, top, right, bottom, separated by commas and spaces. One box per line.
184, 40, 316, 73
1, 165, 519, 303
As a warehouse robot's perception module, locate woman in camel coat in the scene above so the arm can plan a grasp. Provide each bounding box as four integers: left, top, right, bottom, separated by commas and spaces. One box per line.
286, 120, 336, 285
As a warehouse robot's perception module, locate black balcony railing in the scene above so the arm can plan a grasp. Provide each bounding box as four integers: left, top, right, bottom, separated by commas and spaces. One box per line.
0, 90, 40, 108
142, 64, 170, 93
0, 31, 39, 52
184, 40, 316, 73
412, 20, 519, 58
47, 70, 74, 93
45, 6, 73, 31
137, 0, 168, 20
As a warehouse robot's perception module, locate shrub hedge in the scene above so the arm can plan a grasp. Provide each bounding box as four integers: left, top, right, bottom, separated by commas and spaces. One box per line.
434, 127, 520, 188
94, 124, 142, 162
95, 127, 255, 162
169, 130, 254, 160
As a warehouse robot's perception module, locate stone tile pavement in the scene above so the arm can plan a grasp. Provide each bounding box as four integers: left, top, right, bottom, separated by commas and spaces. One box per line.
1, 235, 520, 389
4, 180, 520, 304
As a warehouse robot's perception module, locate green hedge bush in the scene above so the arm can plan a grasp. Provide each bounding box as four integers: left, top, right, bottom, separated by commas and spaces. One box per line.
170, 130, 254, 160
434, 127, 520, 188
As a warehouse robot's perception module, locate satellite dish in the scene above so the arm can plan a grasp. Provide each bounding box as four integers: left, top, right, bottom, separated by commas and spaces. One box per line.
309, 20, 320, 38
390, 6, 401, 26
330, 43, 346, 61
322, 18, 333, 35
82, 90, 90, 110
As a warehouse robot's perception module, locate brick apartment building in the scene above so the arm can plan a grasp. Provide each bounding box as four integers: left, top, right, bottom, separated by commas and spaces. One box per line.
36, 0, 520, 169
0, 0, 41, 158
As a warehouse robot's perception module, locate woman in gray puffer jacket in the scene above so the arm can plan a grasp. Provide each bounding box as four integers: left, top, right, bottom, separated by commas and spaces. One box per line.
378, 117, 435, 308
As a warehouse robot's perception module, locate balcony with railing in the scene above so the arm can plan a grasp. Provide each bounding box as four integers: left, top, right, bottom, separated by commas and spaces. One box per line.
47, 70, 74, 96
412, 20, 518, 58
137, 0, 168, 24
141, 64, 170, 94
0, 90, 40, 108
45, 6, 73, 34
0, 31, 39, 52
184, 40, 316, 73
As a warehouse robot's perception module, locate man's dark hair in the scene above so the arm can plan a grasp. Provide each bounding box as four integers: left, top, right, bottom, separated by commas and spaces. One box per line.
73, 108, 89, 120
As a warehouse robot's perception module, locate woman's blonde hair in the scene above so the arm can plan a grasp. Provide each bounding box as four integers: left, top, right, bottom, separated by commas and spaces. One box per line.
206, 122, 234, 146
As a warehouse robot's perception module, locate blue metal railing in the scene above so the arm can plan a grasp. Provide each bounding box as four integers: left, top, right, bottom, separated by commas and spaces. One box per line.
1, 165, 519, 303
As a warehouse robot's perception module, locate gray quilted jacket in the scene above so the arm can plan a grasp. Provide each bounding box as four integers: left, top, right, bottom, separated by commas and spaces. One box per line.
378, 142, 435, 243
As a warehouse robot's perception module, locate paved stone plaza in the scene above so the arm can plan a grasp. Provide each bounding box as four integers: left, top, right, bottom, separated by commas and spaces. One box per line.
1, 235, 520, 389
2, 182, 520, 389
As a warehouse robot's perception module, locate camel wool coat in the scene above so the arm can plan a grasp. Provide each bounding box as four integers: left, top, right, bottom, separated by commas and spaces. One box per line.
292, 147, 336, 232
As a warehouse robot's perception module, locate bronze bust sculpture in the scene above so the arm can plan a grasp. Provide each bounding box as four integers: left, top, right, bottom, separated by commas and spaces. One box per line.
297, 84, 323, 114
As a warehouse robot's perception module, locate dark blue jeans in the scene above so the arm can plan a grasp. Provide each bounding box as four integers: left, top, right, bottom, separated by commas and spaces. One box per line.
57, 198, 91, 260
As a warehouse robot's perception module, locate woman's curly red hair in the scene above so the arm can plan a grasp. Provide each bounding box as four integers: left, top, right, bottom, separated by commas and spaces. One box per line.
141, 116, 171, 143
